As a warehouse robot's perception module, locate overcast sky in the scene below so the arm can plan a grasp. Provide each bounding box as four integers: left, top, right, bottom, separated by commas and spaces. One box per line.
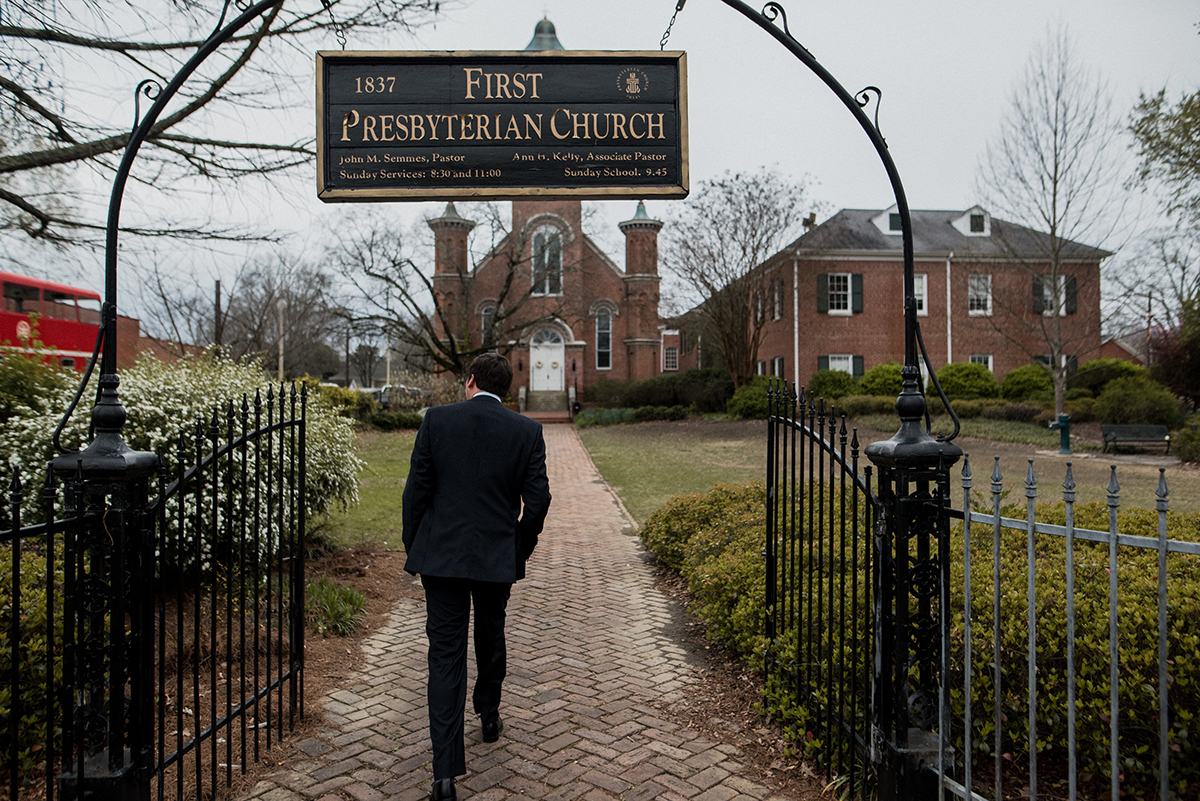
21, 0, 1198, 325
358, 0, 1200, 257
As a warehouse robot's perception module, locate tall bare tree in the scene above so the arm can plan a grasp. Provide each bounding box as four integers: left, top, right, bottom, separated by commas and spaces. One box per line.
660, 168, 818, 388
328, 205, 571, 381
0, 0, 442, 249
976, 25, 1129, 414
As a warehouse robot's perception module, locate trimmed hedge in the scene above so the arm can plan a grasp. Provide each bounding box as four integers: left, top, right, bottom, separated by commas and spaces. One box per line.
1097, 376, 1182, 427
372, 410, 423, 430
582, 369, 734, 413
1000, 363, 1053, 401
639, 481, 1200, 796
1176, 426, 1200, 463
574, 405, 689, 428
806, 369, 858, 401
1069, 358, 1145, 397
858, 362, 903, 398
726, 376, 771, 419
936, 362, 999, 399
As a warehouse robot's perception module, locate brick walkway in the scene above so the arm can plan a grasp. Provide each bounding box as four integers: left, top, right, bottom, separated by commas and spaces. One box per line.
240, 425, 791, 801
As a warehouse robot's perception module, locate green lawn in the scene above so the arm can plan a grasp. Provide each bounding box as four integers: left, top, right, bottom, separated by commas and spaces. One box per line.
314, 429, 416, 548
313, 418, 1200, 545
578, 420, 765, 524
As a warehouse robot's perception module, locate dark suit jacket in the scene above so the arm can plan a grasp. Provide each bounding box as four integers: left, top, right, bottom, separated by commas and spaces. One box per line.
401, 396, 551, 583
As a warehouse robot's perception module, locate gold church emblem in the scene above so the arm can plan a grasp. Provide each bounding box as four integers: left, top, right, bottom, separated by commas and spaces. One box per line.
616, 68, 650, 98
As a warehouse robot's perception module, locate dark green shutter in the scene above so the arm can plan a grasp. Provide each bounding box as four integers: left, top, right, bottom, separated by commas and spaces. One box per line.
818, 355, 829, 371
853, 356, 864, 376
1066, 275, 1077, 314
817, 274, 829, 312
852, 274, 864, 313
1032, 275, 1045, 314
1067, 355, 1078, 375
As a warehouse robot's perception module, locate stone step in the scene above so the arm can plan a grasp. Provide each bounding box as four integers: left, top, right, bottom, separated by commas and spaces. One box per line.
525, 390, 568, 413
522, 410, 573, 425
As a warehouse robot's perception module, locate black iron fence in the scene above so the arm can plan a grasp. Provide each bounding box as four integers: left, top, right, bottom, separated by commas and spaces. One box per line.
764, 380, 882, 796
2, 384, 306, 801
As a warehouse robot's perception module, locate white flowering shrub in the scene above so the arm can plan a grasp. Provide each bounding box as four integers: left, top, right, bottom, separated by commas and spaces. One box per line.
0, 353, 362, 576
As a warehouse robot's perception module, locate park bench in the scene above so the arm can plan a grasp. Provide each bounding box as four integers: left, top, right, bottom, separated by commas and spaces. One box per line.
1100, 424, 1171, 454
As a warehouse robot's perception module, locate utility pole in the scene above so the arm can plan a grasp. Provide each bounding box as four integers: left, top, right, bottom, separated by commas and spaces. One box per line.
277, 298, 285, 381
214, 279, 223, 348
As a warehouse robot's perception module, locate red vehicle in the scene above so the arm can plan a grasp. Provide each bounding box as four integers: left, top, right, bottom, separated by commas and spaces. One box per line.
0, 271, 101, 372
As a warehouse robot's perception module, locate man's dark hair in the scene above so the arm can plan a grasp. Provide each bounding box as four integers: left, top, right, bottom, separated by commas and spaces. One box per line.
468, 352, 514, 397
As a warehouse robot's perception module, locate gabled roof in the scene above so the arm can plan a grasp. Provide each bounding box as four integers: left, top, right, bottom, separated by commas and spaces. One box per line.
786, 208, 1112, 262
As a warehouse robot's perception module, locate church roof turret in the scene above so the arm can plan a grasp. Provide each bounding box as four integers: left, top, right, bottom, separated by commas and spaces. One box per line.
619, 201, 663, 234
525, 17, 565, 51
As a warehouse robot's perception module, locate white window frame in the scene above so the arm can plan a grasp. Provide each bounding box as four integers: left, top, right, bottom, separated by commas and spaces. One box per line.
595, 308, 612, 370
1042, 274, 1067, 317
531, 224, 563, 296
968, 273, 992, 316
969, 354, 994, 372
772, 356, 785, 377
663, 346, 678, 372
756, 360, 767, 376
827, 354, 853, 374
828, 272, 852, 316
914, 273, 928, 317
772, 279, 783, 321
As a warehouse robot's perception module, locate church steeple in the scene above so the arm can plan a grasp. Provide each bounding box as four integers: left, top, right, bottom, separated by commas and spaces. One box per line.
525, 17, 565, 51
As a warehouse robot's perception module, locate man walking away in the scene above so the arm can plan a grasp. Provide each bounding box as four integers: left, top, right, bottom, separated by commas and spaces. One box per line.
402, 353, 552, 801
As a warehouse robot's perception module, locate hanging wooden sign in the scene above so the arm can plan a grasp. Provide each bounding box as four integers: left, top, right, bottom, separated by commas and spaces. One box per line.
316, 50, 688, 201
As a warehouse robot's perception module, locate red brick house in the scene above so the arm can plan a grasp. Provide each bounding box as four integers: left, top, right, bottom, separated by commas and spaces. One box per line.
427, 197, 670, 408
697, 206, 1109, 390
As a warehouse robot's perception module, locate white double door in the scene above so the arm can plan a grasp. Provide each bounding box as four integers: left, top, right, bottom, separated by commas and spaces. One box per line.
529, 329, 564, 392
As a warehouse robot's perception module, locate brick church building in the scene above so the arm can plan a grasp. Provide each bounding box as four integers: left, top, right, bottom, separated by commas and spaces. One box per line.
427, 196, 668, 410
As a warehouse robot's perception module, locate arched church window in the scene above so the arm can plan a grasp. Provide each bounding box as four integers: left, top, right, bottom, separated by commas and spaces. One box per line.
481, 305, 496, 347
530, 328, 563, 346
595, 308, 612, 370
531, 225, 563, 296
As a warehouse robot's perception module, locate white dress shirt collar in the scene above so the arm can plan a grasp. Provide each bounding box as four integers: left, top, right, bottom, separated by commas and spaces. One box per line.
473, 390, 503, 403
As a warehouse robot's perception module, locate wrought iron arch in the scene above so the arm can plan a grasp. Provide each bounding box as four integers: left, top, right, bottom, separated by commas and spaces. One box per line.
701, 0, 962, 454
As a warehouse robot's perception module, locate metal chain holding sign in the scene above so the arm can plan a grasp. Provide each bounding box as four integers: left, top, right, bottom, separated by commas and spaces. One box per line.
320, 0, 347, 49
660, 0, 687, 49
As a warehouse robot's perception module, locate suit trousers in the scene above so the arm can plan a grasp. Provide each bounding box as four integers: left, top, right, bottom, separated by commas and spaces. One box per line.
421, 575, 512, 779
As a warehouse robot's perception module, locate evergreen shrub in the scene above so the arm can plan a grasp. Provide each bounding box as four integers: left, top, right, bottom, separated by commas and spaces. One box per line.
833, 395, 896, 418
372, 410, 423, 430
936, 362, 999, 399
574, 408, 637, 428
1096, 377, 1181, 427
806, 369, 858, 401
1064, 397, 1097, 423
639, 480, 1200, 795
1069, 358, 1144, 397
858, 362, 903, 397
583, 369, 733, 413
1175, 427, 1200, 463
1000, 364, 1053, 401
638, 482, 764, 572
726, 376, 771, 419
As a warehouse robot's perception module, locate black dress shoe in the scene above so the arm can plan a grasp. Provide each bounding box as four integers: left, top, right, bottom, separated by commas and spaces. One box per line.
429, 777, 456, 800
482, 715, 504, 743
